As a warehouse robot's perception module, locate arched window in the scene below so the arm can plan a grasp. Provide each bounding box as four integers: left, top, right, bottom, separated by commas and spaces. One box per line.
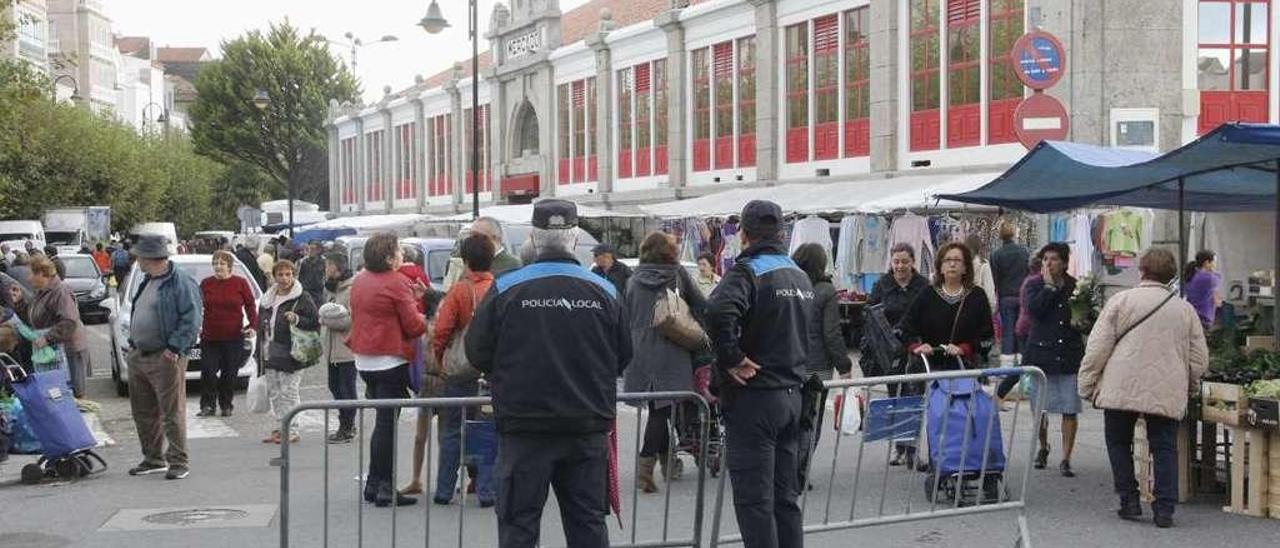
516, 101, 539, 157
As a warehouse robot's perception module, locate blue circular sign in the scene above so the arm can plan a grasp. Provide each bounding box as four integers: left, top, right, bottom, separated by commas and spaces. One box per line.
1012, 32, 1066, 90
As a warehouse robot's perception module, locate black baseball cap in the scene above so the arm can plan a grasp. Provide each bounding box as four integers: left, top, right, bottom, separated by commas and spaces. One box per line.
741, 200, 782, 238
532, 199, 578, 230
592, 243, 617, 257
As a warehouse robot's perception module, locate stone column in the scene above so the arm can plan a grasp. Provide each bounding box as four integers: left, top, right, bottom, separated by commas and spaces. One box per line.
380, 106, 394, 211
586, 31, 614, 193
656, 10, 688, 188
354, 117, 366, 213
869, 0, 901, 172
748, 0, 779, 182
330, 126, 340, 212
445, 74, 465, 209
412, 92, 428, 212
489, 75, 506, 202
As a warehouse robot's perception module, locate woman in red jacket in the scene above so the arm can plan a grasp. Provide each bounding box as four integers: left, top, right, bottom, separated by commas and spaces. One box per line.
198, 251, 258, 417
348, 233, 428, 508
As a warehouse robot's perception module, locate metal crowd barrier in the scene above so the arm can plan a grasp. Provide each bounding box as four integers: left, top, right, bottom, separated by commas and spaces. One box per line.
277, 390, 712, 548
708, 364, 1046, 548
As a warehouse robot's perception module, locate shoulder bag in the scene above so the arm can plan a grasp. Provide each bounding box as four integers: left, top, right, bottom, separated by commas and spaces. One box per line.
288, 296, 323, 367
653, 280, 709, 352
442, 281, 483, 383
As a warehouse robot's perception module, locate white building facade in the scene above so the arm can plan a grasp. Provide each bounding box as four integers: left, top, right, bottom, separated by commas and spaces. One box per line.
326, 0, 1280, 215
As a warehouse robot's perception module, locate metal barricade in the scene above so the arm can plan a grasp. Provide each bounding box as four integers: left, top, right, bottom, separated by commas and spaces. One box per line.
277, 390, 712, 548
708, 363, 1046, 548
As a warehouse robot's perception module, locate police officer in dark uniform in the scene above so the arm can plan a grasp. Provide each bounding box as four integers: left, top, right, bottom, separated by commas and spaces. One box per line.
708, 200, 813, 548
466, 199, 632, 548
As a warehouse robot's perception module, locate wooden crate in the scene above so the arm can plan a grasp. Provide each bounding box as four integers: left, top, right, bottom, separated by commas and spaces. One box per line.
1135, 418, 1195, 504
1224, 426, 1272, 518
1203, 382, 1250, 427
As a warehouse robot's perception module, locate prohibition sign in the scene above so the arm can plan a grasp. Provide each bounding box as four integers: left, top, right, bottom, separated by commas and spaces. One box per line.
1012, 31, 1066, 90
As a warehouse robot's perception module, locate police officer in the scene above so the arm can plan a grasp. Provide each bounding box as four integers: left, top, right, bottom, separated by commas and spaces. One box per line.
466, 199, 632, 548
708, 200, 813, 548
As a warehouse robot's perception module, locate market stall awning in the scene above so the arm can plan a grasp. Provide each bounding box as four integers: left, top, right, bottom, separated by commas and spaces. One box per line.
938, 123, 1280, 213
639, 172, 1000, 218
292, 213, 433, 243
430, 203, 648, 224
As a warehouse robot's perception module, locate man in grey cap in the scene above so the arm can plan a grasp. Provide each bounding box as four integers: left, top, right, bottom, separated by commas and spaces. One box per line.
466, 199, 632, 547
708, 199, 814, 548
125, 234, 203, 480
590, 242, 631, 298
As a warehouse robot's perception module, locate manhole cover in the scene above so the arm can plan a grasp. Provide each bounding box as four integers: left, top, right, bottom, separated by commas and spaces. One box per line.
142, 508, 250, 526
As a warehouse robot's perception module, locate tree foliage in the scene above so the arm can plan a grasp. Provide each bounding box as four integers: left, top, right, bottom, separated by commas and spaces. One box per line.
0, 59, 228, 237
190, 21, 359, 210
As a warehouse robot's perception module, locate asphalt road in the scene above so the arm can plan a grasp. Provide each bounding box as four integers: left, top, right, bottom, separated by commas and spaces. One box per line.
2, 324, 1279, 547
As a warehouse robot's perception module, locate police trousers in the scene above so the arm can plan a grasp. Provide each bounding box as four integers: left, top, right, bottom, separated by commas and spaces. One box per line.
495, 431, 609, 548
724, 387, 804, 548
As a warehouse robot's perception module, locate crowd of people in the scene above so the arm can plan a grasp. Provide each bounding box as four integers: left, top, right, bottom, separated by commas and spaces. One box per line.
0, 197, 1221, 546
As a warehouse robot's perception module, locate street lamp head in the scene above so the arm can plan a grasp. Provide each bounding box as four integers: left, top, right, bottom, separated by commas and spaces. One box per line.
419, 0, 450, 34
157, 110, 169, 124
252, 89, 270, 110
379, 35, 399, 43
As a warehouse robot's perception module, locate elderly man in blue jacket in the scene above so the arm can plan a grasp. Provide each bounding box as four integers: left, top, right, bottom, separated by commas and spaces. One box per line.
125, 235, 203, 481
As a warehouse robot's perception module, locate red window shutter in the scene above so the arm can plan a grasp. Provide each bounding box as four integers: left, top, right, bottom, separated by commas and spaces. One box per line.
636, 63, 651, 94
713, 42, 733, 78
814, 15, 839, 53
947, 0, 979, 24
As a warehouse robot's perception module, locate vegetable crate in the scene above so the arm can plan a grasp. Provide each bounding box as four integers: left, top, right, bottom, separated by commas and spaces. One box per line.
1203, 382, 1250, 427
1222, 426, 1277, 519
1133, 418, 1195, 504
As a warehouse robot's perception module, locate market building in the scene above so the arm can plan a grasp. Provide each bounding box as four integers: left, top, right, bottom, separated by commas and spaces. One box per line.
325, 0, 1273, 216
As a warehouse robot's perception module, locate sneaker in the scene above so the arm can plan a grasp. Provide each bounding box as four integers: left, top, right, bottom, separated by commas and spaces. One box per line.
165, 466, 190, 480
128, 462, 168, 476
1153, 514, 1174, 528
1117, 496, 1143, 521
326, 430, 354, 444
221, 408, 233, 417
1059, 460, 1076, 478
196, 408, 216, 417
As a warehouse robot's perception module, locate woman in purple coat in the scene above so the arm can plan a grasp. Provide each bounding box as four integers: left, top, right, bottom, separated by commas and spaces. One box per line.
1182, 251, 1220, 331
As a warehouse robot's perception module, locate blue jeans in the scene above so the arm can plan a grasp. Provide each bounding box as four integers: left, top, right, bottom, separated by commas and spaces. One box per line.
435, 380, 495, 503
326, 362, 357, 431
998, 297, 1021, 355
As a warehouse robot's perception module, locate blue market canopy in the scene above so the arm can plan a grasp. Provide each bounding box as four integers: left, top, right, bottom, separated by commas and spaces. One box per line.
938, 123, 1280, 213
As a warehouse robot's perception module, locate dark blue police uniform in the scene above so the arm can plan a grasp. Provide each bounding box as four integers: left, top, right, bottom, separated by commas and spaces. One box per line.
465, 200, 631, 548
707, 200, 813, 548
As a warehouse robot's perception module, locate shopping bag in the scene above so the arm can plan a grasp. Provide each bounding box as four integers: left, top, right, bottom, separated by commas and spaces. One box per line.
833, 392, 865, 435
288, 326, 322, 366
0, 396, 42, 454
247, 370, 270, 414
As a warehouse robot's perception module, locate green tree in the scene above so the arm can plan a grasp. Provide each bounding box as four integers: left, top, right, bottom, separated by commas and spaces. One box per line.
190, 21, 359, 210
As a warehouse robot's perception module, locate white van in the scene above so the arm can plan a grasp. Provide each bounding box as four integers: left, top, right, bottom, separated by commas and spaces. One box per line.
129, 222, 179, 254
0, 220, 46, 251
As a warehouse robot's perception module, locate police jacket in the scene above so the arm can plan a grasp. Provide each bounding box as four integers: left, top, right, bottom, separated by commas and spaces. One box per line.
465, 250, 632, 435
707, 239, 813, 390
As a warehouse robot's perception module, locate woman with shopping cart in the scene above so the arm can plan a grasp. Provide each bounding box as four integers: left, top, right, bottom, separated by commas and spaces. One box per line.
897, 242, 994, 466
863, 243, 930, 465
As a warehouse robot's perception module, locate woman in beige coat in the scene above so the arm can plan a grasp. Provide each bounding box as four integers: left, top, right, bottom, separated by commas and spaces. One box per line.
1078, 248, 1208, 529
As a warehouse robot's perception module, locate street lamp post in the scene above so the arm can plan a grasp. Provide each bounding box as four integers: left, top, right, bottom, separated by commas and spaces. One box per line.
142, 102, 168, 133
252, 89, 294, 238
322, 32, 398, 73
419, 0, 481, 220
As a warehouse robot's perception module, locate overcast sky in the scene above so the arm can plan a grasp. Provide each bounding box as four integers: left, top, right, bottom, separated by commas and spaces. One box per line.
108, 0, 592, 103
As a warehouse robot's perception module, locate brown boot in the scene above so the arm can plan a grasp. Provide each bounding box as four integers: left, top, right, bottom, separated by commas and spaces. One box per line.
638, 456, 659, 493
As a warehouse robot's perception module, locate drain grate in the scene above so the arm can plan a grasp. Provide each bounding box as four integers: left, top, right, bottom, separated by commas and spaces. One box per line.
99, 504, 276, 531
142, 508, 251, 526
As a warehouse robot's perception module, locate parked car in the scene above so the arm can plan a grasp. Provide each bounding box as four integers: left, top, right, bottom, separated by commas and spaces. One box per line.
103, 254, 262, 397
401, 237, 454, 292
57, 254, 110, 324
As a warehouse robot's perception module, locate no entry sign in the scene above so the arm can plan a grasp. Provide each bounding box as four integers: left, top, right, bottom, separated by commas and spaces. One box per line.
1012, 31, 1066, 90
1014, 92, 1069, 149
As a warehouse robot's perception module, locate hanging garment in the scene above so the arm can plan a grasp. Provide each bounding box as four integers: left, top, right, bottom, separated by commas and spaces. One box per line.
1049, 215, 1071, 242
889, 213, 936, 273
788, 216, 834, 274
1067, 212, 1095, 278
1102, 210, 1145, 257
720, 221, 742, 272
861, 216, 891, 276
834, 215, 863, 291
